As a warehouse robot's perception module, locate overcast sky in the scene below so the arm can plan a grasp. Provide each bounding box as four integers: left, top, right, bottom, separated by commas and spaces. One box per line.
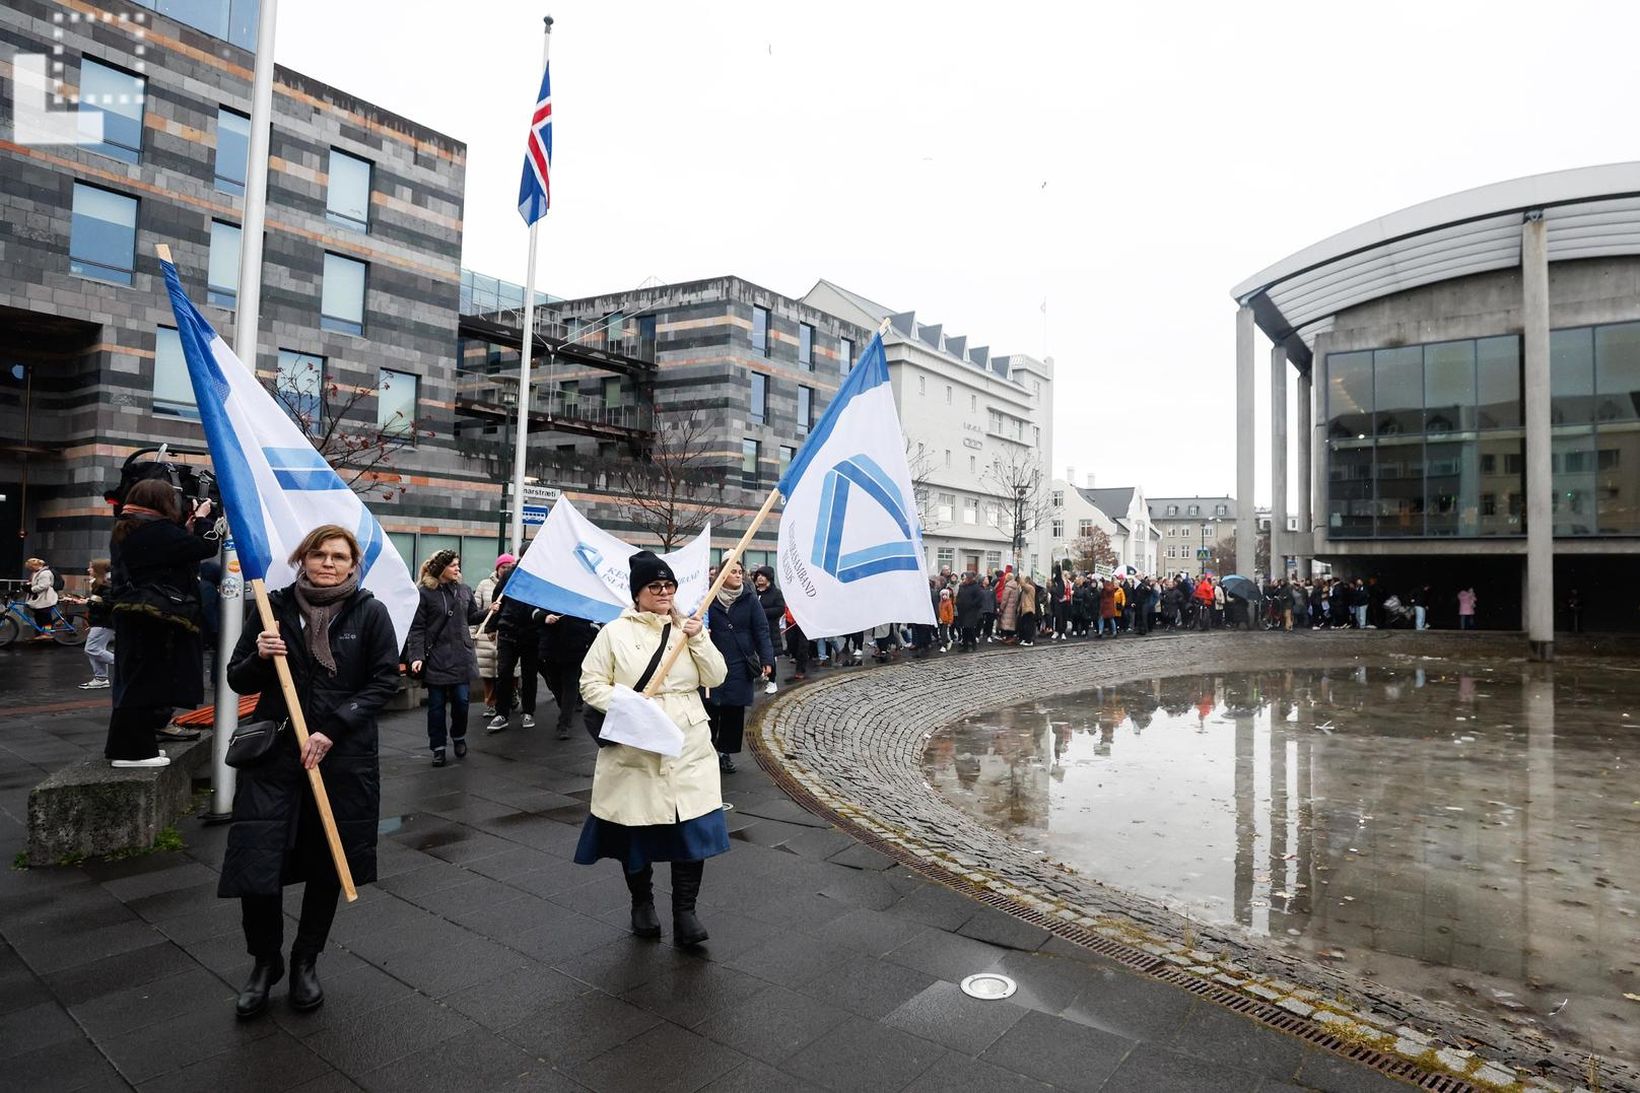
276, 0, 1640, 507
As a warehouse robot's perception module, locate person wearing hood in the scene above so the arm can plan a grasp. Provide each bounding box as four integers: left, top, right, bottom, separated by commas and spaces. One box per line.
702, 558, 774, 774
751, 566, 785, 694
576, 551, 729, 946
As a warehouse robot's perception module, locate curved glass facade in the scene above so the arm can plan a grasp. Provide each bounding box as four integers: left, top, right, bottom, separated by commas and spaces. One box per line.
1326, 322, 1640, 538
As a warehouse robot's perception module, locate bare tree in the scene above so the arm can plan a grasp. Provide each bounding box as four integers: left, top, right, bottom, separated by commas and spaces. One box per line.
268, 357, 431, 502
905, 439, 946, 535
983, 446, 1053, 564
1207, 531, 1269, 577
1070, 528, 1118, 571
615, 409, 732, 550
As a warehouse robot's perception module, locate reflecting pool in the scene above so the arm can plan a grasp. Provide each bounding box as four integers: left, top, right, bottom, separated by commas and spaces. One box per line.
924, 661, 1640, 1059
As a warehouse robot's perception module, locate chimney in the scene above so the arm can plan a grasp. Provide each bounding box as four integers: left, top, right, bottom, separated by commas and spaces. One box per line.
1065, 465, 1075, 487
1084, 472, 1096, 488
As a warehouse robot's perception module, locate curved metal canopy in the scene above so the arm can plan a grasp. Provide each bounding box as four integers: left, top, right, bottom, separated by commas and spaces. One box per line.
1232, 162, 1640, 368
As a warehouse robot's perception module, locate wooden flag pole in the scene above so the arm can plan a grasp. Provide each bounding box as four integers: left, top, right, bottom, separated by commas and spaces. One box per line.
643, 485, 783, 698
250, 578, 358, 902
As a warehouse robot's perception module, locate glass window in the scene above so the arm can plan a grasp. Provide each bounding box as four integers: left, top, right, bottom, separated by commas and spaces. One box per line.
321, 253, 366, 334
799, 323, 813, 368
1550, 327, 1594, 426
1373, 346, 1422, 437
215, 107, 250, 195
1326, 351, 1373, 440
1326, 440, 1374, 537
1424, 439, 1477, 537
749, 372, 767, 424
945, 385, 953, 405
797, 385, 812, 434
936, 493, 955, 522
152, 327, 198, 419
964, 497, 979, 524
1552, 431, 1597, 536
1594, 321, 1640, 424
1423, 340, 1475, 434
1078, 519, 1093, 536
378, 367, 417, 437
1475, 336, 1521, 429
276, 350, 323, 435
1050, 519, 1064, 538
985, 550, 1001, 570
417, 534, 460, 572
778, 445, 795, 476
68, 184, 137, 285
1375, 434, 1424, 535
751, 306, 769, 355
970, 393, 977, 411
839, 337, 853, 375
326, 150, 372, 232
78, 59, 145, 163
741, 439, 761, 488
605, 311, 625, 350
936, 547, 955, 570
386, 531, 417, 573
207, 221, 240, 308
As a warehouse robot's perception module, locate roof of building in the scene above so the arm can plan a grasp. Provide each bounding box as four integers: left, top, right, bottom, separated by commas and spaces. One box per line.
1149, 496, 1238, 519
1075, 485, 1136, 520
805, 279, 1018, 380
1231, 162, 1640, 368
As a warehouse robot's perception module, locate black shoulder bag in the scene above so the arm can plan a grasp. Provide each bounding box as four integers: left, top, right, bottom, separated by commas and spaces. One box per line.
584, 624, 671, 747
225, 716, 289, 769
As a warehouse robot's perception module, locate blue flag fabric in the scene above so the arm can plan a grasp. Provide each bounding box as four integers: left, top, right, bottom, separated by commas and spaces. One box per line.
159, 259, 420, 645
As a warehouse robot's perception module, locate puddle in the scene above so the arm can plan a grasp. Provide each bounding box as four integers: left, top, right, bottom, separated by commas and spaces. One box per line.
925, 663, 1640, 1060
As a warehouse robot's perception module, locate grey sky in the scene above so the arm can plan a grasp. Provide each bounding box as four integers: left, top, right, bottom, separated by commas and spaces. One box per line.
277, 0, 1640, 507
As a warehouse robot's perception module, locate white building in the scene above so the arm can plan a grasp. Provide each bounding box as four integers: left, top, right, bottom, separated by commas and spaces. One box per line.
804, 280, 1054, 576
1046, 472, 1158, 575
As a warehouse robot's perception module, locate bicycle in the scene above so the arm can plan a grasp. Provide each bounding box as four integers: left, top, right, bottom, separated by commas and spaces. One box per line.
0, 597, 89, 647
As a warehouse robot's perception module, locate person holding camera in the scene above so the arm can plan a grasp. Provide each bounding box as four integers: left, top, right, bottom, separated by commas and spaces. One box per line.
104, 479, 216, 768
220, 524, 400, 1019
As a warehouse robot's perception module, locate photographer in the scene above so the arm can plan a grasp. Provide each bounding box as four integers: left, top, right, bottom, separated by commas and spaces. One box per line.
104, 479, 217, 768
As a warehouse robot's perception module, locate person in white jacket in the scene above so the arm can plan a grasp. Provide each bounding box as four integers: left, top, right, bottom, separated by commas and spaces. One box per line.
575, 551, 728, 947
25, 558, 58, 629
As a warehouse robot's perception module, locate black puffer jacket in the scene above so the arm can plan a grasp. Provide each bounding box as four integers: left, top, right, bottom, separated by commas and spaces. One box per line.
955, 581, 987, 628
218, 585, 399, 897
536, 611, 598, 667
404, 582, 485, 685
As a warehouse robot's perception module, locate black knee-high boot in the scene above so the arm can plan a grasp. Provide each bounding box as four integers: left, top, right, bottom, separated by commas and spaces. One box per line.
670, 860, 707, 946
624, 866, 660, 938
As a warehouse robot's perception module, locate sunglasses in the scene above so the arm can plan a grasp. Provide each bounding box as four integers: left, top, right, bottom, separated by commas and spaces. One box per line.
644, 580, 678, 593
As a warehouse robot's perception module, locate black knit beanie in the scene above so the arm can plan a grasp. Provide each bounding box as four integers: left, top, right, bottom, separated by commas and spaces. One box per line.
628, 550, 676, 600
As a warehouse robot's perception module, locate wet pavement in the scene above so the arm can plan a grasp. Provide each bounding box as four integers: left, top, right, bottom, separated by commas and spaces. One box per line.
927, 660, 1640, 1067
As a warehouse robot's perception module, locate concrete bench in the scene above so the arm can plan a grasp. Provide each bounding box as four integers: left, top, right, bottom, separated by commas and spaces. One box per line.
26, 733, 214, 866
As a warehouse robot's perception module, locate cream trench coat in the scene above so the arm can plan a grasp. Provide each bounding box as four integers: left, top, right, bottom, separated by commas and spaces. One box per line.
580, 608, 728, 827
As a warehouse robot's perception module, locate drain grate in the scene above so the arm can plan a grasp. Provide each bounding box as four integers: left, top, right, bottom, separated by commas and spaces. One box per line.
749, 722, 1486, 1093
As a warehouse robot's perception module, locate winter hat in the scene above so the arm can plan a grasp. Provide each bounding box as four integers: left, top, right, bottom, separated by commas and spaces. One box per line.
495, 553, 517, 569
628, 550, 677, 600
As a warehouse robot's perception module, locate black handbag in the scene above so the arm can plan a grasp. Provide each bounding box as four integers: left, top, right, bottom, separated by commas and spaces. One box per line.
585, 624, 670, 747
225, 718, 287, 769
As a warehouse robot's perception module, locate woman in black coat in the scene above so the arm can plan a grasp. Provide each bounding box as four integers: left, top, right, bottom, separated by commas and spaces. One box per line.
954, 572, 986, 651
536, 610, 599, 739
219, 523, 400, 1020
702, 560, 774, 774
752, 566, 785, 659
104, 478, 219, 767
404, 550, 488, 766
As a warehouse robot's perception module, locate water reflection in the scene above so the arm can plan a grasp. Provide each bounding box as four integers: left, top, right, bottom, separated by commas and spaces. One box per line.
926, 663, 1640, 1059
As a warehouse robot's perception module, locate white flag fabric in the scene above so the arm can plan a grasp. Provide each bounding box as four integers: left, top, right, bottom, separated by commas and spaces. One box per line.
776, 334, 935, 636
160, 259, 420, 645
504, 496, 711, 623
598, 685, 686, 757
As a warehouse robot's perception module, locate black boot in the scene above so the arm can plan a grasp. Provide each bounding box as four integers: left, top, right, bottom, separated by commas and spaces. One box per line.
234, 953, 284, 1019
624, 866, 661, 939
288, 951, 323, 1011
671, 860, 708, 946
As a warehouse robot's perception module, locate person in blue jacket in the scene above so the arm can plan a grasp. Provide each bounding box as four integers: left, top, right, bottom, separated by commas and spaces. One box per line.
701, 558, 774, 774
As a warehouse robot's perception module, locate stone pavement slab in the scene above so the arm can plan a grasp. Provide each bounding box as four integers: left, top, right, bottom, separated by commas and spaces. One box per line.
0, 636, 1465, 1091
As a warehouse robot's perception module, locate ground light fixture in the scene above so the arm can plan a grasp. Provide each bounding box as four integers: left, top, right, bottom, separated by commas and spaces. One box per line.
960, 973, 1018, 1000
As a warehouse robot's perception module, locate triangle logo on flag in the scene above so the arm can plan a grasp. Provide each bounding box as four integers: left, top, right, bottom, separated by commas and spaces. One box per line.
809, 454, 920, 584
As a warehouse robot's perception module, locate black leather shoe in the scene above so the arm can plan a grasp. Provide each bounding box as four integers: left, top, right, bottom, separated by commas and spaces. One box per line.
452, 737, 468, 759
431, 748, 447, 767
288, 952, 323, 1011
671, 860, 708, 946
235, 954, 284, 1019
624, 867, 661, 939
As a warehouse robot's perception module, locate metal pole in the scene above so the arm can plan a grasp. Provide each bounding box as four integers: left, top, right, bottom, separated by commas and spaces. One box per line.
510, 15, 554, 555
209, 0, 278, 817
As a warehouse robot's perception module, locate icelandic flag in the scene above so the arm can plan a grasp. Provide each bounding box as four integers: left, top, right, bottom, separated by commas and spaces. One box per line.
776, 334, 935, 636
159, 259, 420, 645
517, 62, 552, 226
504, 496, 710, 624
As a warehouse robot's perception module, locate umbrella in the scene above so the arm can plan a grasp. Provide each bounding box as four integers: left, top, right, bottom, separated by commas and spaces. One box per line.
1220, 574, 1261, 601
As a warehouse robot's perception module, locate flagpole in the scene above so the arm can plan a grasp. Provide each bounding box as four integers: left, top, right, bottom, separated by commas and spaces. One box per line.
206, 0, 280, 820
643, 485, 782, 698
510, 14, 554, 554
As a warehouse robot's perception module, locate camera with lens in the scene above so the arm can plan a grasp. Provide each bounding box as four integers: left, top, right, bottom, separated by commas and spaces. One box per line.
105, 446, 221, 515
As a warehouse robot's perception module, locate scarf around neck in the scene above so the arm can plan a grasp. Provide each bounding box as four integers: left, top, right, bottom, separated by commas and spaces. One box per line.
715, 583, 744, 612
292, 570, 360, 674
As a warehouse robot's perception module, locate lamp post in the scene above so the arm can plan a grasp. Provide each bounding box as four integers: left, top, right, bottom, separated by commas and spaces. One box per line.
1201, 523, 1211, 574
1013, 484, 1026, 571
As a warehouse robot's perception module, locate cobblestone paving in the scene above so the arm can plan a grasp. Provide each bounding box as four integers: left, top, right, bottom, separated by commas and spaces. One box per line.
753, 630, 1633, 1093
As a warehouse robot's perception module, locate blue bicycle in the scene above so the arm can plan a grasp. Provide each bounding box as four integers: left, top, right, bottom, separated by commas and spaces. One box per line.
0, 595, 88, 647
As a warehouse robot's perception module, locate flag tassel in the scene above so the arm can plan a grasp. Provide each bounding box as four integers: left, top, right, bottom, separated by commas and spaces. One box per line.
642, 485, 782, 698
251, 578, 358, 902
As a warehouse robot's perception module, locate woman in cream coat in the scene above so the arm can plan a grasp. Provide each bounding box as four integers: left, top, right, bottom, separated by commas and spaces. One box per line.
576, 551, 728, 946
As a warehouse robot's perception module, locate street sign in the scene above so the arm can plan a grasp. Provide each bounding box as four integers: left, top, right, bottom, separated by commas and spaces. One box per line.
522, 505, 549, 527
510, 483, 560, 506
1196, 548, 1211, 560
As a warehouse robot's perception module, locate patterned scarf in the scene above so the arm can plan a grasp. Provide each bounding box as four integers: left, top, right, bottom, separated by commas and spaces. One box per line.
291, 569, 360, 674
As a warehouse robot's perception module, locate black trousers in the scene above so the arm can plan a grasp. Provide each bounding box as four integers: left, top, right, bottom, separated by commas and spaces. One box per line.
494, 637, 538, 715
959, 625, 977, 649
105, 705, 170, 761
788, 625, 810, 676
241, 876, 341, 959
539, 660, 580, 729
707, 702, 746, 754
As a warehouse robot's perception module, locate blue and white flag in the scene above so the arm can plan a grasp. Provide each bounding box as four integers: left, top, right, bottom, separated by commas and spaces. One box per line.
517, 62, 552, 226
159, 259, 420, 645
504, 496, 710, 624
776, 334, 934, 636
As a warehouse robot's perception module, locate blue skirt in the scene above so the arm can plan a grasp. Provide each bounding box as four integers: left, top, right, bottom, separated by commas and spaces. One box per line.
574, 809, 731, 873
